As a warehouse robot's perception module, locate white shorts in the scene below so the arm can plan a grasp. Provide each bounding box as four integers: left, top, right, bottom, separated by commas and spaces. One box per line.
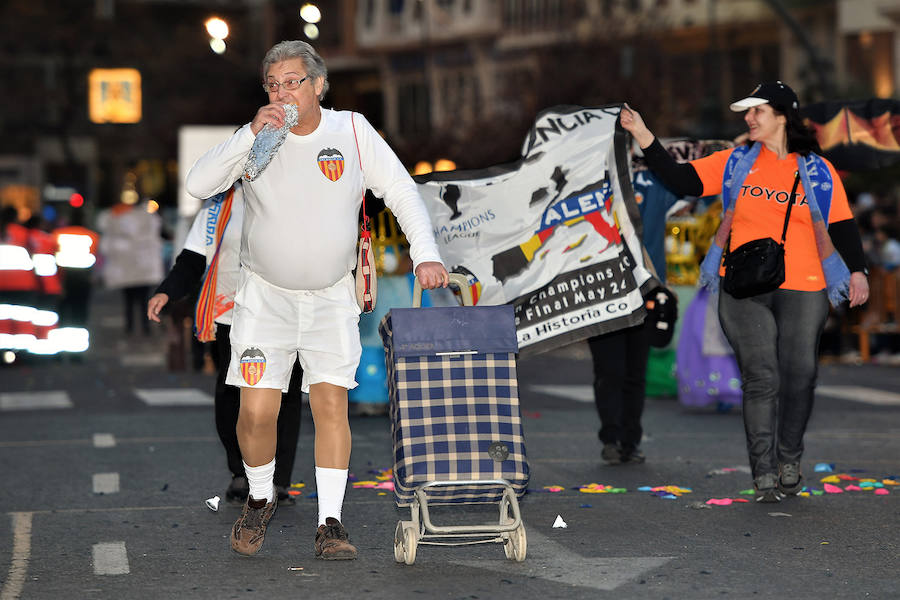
226, 269, 361, 393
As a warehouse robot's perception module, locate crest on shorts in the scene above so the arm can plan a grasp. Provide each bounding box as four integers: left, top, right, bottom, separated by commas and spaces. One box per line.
240, 347, 266, 386
317, 148, 345, 181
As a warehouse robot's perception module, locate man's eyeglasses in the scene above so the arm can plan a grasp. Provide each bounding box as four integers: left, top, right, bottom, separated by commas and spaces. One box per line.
262, 76, 309, 93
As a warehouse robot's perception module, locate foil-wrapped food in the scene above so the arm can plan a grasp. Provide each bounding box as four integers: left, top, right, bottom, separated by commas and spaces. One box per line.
243, 103, 299, 181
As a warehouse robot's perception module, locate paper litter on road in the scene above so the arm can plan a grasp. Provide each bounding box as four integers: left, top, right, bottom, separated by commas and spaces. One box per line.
205, 495, 220, 512
552, 515, 567, 528
578, 483, 626, 493
706, 466, 751, 476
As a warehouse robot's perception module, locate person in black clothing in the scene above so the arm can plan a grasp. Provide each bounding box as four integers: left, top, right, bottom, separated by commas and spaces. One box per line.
147, 184, 302, 504
590, 321, 653, 465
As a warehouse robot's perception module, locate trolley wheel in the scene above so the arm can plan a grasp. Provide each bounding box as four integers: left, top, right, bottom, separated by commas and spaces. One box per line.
402, 524, 418, 565
504, 522, 527, 562
393, 521, 405, 563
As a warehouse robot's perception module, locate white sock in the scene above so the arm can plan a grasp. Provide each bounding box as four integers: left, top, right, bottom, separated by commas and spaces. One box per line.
315, 466, 348, 525
244, 459, 275, 503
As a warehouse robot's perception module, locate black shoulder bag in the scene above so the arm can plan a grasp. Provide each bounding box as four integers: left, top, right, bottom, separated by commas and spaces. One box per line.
722, 171, 800, 299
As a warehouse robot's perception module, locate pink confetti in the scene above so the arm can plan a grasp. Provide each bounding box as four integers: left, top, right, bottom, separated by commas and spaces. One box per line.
823, 483, 844, 494
874, 488, 890, 495
844, 485, 862, 491
706, 498, 733, 506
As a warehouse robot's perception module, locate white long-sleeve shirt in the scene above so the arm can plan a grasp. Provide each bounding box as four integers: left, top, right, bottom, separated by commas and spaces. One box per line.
186, 108, 443, 290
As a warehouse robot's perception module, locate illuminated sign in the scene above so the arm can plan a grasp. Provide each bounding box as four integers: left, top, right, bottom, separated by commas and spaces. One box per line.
89, 68, 142, 124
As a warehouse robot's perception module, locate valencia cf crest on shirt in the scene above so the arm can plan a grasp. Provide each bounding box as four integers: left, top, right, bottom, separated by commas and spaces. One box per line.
239, 347, 266, 386
317, 148, 345, 181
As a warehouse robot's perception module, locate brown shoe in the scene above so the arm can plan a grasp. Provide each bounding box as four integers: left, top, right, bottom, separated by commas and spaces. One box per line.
230, 492, 277, 556
314, 517, 358, 560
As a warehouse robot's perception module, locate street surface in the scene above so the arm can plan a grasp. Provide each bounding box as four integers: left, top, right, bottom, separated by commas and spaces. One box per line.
1, 290, 898, 599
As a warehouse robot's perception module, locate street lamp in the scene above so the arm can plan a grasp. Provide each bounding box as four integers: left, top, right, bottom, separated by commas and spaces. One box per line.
300, 3, 321, 24
303, 24, 319, 39
205, 17, 229, 54
300, 3, 320, 40
205, 17, 229, 40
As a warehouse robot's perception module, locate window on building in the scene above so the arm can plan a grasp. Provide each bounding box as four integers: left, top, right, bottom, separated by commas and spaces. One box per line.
602, 0, 614, 18
440, 68, 480, 126
397, 81, 431, 137
846, 31, 895, 98
365, 0, 375, 28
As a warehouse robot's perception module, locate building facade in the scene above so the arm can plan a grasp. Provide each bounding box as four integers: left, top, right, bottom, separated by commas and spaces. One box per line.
0, 0, 896, 215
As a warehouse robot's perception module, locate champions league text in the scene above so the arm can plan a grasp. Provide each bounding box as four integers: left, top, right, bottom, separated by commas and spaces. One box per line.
512, 252, 640, 347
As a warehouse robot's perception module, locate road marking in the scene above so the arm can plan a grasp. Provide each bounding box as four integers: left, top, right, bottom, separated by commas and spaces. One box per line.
120, 354, 166, 368
134, 388, 214, 406
451, 528, 673, 590
93, 473, 120, 495
0, 512, 32, 600
0, 391, 72, 411
529, 384, 900, 407
816, 385, 900, 406
0, 435, 218, 449
526, 384, 594, 403
92, 542, 130, 575
93, 433, 116, 448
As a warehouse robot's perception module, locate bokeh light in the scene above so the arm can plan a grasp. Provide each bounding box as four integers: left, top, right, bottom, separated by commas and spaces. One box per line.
205, 17, 229, 40
300, 4, 321, 24
210, 38, 226, 54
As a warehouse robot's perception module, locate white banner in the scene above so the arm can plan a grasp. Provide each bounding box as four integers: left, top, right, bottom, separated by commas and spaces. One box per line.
416, 105, 656, 355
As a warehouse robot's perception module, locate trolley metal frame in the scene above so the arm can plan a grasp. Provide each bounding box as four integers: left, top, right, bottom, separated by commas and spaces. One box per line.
393, 479, 527, 565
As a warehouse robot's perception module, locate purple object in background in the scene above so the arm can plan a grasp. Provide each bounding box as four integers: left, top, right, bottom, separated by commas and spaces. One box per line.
676, 288, 743, 409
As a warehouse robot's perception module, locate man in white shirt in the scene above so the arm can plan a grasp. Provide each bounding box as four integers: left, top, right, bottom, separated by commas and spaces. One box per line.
186, 40, 448, 560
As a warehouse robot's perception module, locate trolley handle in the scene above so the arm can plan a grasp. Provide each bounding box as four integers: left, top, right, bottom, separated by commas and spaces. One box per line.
412, 272, 473, 308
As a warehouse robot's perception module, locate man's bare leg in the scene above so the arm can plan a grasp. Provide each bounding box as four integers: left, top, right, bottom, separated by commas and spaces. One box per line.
308, 382, 357, 559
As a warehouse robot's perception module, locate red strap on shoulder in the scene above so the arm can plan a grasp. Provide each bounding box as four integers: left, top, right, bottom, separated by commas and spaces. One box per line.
350, 113, 369, 235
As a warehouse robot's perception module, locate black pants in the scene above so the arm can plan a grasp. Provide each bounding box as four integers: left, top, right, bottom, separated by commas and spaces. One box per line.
122, 285, 150, 335
212, 324, 302, 488
587, 319, 652, 451
57, 268, 92, 327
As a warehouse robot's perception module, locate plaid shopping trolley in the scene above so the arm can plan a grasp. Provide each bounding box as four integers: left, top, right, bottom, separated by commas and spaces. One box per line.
378, 274, 529, 564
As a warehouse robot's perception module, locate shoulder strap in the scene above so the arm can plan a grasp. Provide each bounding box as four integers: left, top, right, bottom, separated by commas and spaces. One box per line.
780, 171, 800, 244
350, 113, 369, 233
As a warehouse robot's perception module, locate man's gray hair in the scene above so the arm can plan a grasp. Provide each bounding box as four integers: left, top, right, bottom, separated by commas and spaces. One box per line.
261, 40, 329, 101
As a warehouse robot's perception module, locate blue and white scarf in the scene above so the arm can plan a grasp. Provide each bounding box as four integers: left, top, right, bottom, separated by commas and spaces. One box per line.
698, 143, 851, 306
